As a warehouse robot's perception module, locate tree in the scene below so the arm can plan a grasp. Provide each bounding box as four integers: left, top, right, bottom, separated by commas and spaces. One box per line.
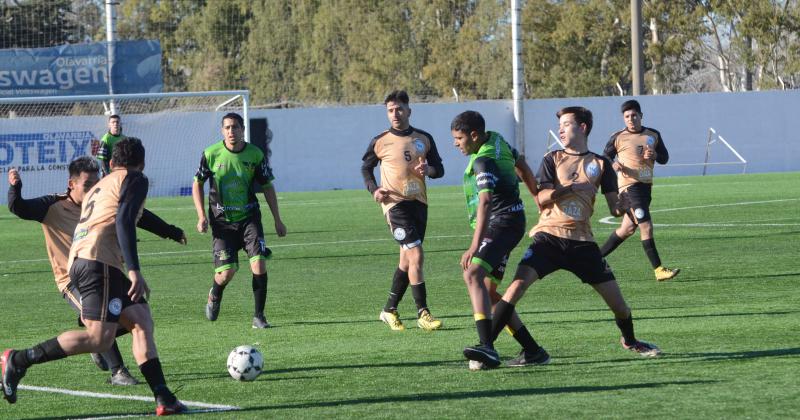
0, 0, 80, 49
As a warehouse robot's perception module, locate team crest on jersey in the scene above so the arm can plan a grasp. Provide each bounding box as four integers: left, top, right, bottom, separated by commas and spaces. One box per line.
585, 161, 600, 177
634, 208, 646, 220
646, 136, 655, 146
523, 248, 534, 260
393, 228, 407, 241
108, 298, 122, 315
412, 139, 425, 153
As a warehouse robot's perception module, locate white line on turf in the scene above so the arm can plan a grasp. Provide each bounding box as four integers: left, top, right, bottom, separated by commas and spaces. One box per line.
18, 384, 239, 418
599, 198, 800, 226
0, 234, 474, 265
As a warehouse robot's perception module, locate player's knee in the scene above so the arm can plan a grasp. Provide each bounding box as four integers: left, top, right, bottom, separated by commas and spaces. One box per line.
217, 269, 236, 284
462, 265, 483, 286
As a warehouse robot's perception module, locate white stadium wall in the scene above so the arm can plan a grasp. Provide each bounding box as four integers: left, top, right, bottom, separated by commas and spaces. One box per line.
259, 89, 799, 193
1, 90, 798, 203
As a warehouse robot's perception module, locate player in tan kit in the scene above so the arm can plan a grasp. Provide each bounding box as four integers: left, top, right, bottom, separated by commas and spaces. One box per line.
2, 139, 187, 415
361, 90, 445, 331
599, 100, 680, 281
481, 107, 662, 361
6, 157, 185, 386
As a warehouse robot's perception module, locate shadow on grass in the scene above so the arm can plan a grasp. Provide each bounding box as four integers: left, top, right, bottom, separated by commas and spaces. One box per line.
676, 271, 800, 283
529, 309, 799, 326
552, 347, 800, 368
233, 380, 716, 413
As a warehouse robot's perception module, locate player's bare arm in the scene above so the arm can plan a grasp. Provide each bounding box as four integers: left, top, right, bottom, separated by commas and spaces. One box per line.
191, 181, 208, 233
461, 191, 491, 271
514, 156, 541, 210
262, 184, 287, 237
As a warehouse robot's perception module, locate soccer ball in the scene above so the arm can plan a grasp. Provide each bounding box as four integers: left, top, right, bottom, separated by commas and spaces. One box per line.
227, 345, 263, 381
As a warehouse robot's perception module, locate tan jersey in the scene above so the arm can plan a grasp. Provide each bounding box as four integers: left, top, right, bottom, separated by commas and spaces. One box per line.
361, 126, 443, 214
532, 150, 617, 242
40, 198, 81, 292
604, 127, 668, 192
69, 169, 146, 272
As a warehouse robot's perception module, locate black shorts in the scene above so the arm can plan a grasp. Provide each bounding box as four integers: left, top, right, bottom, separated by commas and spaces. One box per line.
211, 216, 271, 272
620, 183, 653, 223
519, 232, 616, 285
69, 258, 145, 323
386, 200, 428, 249
471, 212, 526, 283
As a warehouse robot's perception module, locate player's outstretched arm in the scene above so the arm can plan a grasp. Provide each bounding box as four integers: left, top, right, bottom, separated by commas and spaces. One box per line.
7, 168, 58, 222
137, 208, 187, 244
262, 184, 287, 237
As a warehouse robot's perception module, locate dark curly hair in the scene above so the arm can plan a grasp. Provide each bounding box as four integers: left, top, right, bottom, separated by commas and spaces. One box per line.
111, 137, 146, 168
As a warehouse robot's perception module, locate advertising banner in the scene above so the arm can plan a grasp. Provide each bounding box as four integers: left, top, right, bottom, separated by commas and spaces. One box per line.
0, 40, 162, 97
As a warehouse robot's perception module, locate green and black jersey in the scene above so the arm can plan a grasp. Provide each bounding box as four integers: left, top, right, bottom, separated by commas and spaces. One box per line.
463, 131, 524, 228
96, 132, 126, 173
194, 141, 274, 223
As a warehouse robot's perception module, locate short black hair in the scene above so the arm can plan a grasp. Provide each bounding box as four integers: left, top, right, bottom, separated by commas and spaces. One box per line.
108, 114, 121, 121
68, 156, 99, 178
557, 106, 594, 136
621, 99, 642, 114
384, 90, 409, 105
111, 137, 146, 168
450, 110, 485, 134
222, 112, 244, 128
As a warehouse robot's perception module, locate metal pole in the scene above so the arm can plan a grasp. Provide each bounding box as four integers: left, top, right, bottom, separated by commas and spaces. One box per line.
703, 127, 714, 176
631, 0, 644, 96
511, 0, 525, 157
105, 0, 119, 115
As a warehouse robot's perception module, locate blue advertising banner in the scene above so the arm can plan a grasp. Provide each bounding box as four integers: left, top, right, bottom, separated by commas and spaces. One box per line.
0, 40, 162, 97
0, 131, 94, 168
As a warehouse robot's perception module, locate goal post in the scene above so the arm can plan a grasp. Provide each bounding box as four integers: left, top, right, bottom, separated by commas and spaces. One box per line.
0, 91, 249, 203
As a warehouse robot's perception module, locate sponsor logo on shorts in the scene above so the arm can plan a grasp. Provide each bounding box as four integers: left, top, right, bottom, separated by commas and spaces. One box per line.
586, 161, 600, 177
215, 249, 231, 261
393, 228, 407, 241
258, 238, 266, 253
634, 208, 646, 219
108, 298, 122, 315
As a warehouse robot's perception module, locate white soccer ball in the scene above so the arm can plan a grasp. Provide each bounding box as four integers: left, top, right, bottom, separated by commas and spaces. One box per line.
227, 345, 263, 381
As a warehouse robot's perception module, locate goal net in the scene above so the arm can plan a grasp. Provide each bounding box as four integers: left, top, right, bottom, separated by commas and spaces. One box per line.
0, 91, 249, 203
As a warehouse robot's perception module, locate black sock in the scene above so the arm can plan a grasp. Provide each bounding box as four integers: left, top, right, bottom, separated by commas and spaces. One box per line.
14, 338, 67, 369
100, 341, 124, 372
411, 282, 428, 315
616, 315, 636, 346
513, 326, 542, 353
490, 300, 515, 342
211, 279, 226, 301
252, 273, 268, 317
600, 232, 625, 257
383, 268, 409, 312
139, 358, 172, 400
642, 239, 662, 268
476, 318, 493, 347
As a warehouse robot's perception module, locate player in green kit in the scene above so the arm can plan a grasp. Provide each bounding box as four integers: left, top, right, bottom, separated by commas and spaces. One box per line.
192, 113, 287, 328
452, 111, 547, 368
96, 115, 126, 176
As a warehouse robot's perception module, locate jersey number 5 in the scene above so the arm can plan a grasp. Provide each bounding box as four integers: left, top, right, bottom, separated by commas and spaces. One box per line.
404, 151, 412, 162
79, 188, 102, 223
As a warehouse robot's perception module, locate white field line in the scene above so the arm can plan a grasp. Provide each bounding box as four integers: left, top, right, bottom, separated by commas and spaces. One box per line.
19, 384, 239, 419
599, 198, 800, 226
0, 234, 473, 265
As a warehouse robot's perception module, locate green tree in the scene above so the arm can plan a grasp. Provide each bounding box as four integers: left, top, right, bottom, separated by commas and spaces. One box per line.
0, 0, 80, 48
